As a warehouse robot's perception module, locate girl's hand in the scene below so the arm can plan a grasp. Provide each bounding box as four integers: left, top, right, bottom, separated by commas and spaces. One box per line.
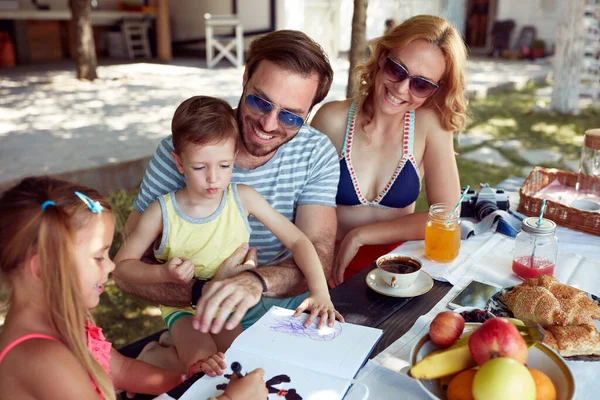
163, 257, 195, 283
224, 368, 268, 400
294, 292, 345, 329
187, 352, 227, 377
331, 231, 362, 287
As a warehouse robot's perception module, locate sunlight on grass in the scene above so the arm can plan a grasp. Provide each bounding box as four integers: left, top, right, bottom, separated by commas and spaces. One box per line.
488, 117, 517, 128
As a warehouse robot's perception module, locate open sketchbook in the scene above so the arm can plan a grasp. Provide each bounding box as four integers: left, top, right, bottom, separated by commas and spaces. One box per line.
180, 306, 382, 400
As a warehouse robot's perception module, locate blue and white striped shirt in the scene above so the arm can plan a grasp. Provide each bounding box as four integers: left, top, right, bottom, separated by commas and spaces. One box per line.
133, 126, 340, 265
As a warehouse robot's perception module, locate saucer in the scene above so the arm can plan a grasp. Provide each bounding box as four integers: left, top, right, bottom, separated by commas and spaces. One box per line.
366, 269, 434, 298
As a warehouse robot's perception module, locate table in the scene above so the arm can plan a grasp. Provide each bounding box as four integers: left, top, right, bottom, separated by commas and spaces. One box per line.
155, 265, 452, 399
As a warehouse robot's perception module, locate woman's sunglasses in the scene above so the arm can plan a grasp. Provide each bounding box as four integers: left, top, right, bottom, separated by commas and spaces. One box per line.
382, 57, 439, 98
244, 94, 305, 130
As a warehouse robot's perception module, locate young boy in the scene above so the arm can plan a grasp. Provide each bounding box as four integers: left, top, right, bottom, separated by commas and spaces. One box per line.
114, 96, 343, 374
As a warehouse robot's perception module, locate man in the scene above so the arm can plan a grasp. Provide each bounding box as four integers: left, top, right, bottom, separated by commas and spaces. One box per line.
116, 30, 339, 335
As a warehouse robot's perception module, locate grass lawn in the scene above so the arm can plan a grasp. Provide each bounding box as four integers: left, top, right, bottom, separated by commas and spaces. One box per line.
2, 85, 598, 348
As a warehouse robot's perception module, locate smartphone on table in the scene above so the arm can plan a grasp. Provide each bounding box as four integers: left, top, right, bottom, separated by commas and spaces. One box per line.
447, 280, 502, 310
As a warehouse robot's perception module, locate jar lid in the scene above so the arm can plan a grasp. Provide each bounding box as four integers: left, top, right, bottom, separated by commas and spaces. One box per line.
522, 217, 556, 235
585, 129, 600, 151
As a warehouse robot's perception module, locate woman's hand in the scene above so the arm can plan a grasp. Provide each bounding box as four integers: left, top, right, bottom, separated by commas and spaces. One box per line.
187, 352, 227, 377
223, 368, 268, 400
330, 230, 362, 287
293, 292, 345, 328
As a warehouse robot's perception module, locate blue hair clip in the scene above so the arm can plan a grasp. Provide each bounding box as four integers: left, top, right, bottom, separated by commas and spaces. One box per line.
41, 200, 55, 211
74, 191, 103, 214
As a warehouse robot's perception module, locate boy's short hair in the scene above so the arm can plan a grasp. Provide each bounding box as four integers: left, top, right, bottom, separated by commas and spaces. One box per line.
171, 96, 238, 154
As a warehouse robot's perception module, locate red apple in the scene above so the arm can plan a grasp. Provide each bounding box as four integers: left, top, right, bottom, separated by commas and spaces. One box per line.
468, 318, 528, 365
429, 311, 465, 348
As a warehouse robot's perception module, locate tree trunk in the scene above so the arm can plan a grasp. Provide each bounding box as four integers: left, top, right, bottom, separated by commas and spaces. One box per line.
70, 0, 97, 81
346, 0, 368, 99
550, 0, 585, 114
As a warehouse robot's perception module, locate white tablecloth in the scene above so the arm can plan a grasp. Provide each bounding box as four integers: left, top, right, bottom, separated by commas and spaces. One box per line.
347, 227, 600, 400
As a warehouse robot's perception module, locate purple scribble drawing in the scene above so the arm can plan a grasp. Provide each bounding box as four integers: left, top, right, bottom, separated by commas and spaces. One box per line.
268, 316, 342, 341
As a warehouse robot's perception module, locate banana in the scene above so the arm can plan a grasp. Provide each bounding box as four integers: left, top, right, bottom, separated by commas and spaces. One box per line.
410, 344, 476, 379
508, 317, 525, 326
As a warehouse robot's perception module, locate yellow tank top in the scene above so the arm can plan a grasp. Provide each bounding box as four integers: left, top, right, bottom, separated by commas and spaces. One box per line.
154, 183, 251, 279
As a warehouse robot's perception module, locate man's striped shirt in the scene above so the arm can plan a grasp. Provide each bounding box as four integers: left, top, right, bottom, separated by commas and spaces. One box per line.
133, 125, 340, 265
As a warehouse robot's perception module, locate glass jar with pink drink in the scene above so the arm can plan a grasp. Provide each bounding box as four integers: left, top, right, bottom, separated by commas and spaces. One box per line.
512, 217, 558, 280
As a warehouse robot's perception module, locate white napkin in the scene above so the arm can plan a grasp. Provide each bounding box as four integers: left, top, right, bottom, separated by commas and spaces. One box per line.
346, 360, 428, 400
384, 232, 500, 285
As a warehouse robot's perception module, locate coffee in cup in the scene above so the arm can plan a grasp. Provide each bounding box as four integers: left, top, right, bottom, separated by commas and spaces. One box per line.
376, 255, 422, 289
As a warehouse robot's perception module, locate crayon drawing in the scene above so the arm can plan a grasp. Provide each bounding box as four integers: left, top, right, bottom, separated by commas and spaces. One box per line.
267, 315, 342, 341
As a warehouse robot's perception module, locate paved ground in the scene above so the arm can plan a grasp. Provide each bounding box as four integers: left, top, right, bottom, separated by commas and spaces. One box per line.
0, 57, 553, 192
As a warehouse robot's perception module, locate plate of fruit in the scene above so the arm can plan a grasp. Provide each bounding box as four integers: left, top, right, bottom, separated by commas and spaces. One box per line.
409, 312, 575, 400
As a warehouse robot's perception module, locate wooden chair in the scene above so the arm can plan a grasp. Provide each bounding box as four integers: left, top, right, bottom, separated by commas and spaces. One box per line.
204, 13, 244, 68
122, 19, 152, 59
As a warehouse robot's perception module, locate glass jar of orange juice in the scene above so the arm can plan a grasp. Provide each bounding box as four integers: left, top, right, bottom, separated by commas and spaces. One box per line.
424, 203, 461, 262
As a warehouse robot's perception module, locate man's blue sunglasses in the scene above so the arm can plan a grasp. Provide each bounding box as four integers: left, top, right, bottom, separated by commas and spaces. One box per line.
244, 94, 305, 129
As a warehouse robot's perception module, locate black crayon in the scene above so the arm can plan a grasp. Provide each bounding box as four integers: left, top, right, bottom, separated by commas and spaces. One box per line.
231, 361, 245, 378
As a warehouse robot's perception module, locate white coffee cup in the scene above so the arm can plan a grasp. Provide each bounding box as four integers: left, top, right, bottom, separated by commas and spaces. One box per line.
376, 255, 422, 289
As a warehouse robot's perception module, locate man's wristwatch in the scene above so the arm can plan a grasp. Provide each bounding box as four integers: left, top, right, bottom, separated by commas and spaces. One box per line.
190, 279, 208, 309
245, 269, 268, 297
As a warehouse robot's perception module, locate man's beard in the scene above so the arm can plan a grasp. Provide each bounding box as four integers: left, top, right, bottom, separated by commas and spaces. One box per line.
236, 106, 294, 158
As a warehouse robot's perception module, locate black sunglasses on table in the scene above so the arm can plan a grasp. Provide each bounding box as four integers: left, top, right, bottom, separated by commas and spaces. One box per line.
243, 94, 305, 129
382, 57, 440, 98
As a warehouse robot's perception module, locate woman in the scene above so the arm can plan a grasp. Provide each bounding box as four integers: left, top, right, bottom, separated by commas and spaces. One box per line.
311, 15, 468, 286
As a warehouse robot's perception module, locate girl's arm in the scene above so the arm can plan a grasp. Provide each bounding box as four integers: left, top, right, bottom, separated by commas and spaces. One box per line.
114, 201, 194, 284
109, 348, 185, 395
238, 185, 343, 327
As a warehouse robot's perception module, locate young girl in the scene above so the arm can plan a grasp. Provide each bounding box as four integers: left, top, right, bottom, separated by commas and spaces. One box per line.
0, 176, 267, 400
114, 96, 343, 375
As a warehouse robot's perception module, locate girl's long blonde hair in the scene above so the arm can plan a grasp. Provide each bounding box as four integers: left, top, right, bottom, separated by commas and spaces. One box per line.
353, 15, 468, 133
0, 176, 115, 400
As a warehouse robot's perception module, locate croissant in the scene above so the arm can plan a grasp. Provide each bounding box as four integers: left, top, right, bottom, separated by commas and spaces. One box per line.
543, 325, 600, 357
501, 286, 568, 327
501, 276, 600, 327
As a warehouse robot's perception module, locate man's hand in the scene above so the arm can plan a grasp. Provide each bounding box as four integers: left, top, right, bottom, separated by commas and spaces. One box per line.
192, 243, 261, 334
213, 243, 258, 281
163, 257, 195, 284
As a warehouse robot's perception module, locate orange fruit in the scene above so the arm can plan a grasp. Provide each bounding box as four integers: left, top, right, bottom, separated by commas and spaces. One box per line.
528, 368, 556, 400
447, 369, 477, 400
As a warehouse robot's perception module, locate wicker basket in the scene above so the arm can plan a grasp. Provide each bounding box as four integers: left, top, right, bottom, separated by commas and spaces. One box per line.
518, 167, 600, 236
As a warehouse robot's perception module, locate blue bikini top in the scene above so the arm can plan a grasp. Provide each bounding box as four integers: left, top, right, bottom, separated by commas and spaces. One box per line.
336, 102, 421, 209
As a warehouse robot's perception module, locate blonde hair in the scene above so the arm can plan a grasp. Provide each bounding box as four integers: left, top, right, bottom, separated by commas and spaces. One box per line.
0, 177, 115, 400
353, 15, 468, 133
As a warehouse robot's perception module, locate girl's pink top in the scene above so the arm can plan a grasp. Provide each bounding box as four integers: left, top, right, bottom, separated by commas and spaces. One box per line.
0, 320, 112, 398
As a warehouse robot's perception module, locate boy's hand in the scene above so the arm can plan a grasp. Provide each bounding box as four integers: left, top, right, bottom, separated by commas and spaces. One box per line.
163, 257, 195, 283
294, 292, 345, 329
186, 352, 227, 377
